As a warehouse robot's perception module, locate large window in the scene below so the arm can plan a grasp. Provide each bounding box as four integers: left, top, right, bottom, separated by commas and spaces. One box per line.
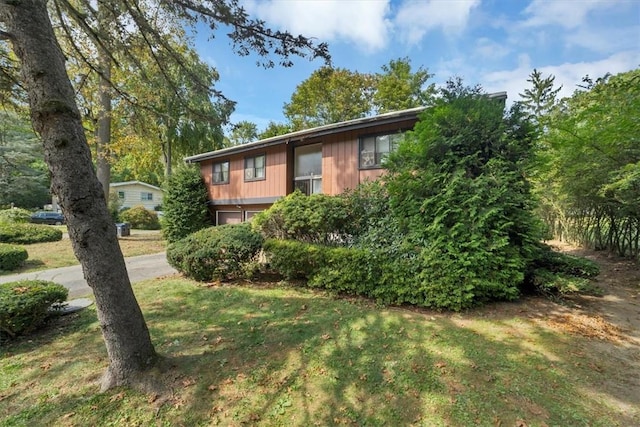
212, 160, 230, 184
294, 144, 322, 195
359, 132, 404, 168
141, 192, 153, 201
244, 154, 265, 181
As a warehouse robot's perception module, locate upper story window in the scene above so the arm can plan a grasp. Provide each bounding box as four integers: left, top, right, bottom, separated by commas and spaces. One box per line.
212, 160, 230, 184
141, 192, 153, 201
359, 132, 405, 169
117, 191, 125, 199
244, 153, 266, 181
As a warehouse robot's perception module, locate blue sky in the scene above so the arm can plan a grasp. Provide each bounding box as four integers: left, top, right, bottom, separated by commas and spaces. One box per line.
193, 0, 639, 132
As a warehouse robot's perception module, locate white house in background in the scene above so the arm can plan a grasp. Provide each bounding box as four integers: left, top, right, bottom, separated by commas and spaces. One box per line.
109, 181, 163, 211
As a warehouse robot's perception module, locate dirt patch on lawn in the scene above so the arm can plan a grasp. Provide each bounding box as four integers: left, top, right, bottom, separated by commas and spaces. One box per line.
547, 240, 640, 345
486, 240, 640, 420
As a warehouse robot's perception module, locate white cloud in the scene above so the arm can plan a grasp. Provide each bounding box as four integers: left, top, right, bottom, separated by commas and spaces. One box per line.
522, 0, 624, 29
394, 0, 481, 44
565, 26, 639, 54
243, 0, 392, 52
473, 37, 511, 60
482, 51, 639, 104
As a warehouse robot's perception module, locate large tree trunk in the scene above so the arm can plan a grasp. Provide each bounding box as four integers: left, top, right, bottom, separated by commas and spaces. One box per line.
0, 0, 157, 391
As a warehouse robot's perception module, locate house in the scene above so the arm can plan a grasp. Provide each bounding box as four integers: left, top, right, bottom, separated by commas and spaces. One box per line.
110, 181, 163, 211
185, 94, 506, 225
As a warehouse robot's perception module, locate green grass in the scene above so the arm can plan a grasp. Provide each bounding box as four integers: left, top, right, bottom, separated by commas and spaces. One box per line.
0, 277, 636, 426
1, 229, 166, 275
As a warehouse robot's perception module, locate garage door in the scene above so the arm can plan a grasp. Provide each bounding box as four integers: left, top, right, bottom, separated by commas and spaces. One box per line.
216, 211, 242, 225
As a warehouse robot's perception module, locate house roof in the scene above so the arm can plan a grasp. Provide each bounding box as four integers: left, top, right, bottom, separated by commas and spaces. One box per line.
184, 106, 429, 164
184, 91, 507, 164
109, 181, 162, 191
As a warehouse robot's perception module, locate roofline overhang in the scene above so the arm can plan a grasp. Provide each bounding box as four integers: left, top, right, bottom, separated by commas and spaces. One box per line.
185, 91, 508, 164
184, 106, 427, 164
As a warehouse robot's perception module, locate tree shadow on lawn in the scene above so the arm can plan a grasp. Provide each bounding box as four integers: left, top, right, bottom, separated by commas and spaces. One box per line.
1, 279, 637, 426
139, 280, 638, 426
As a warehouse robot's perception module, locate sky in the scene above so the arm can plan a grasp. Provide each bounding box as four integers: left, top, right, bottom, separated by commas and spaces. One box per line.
193, 0, 640, 132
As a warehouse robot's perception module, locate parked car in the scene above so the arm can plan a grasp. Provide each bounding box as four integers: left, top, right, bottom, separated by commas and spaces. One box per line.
30, 211, 66, 225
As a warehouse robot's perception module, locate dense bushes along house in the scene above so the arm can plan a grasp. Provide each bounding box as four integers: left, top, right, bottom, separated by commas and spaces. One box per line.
184, 96, 502, 225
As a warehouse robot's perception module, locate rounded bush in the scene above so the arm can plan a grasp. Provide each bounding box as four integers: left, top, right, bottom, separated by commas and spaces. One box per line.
167, 223, 263, 282
252, 191, 349, 244
119, 205, 160, 230
0, 208, 32, 224
0, 223, 63, 244
0, 280, 68, 338
0, 243, 28, 271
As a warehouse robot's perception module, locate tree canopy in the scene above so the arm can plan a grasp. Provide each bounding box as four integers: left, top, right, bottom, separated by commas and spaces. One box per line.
532, 69, 640, 257
0, 0, 330, 392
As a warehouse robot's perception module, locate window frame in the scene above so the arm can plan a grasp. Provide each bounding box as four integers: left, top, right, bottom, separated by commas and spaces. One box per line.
358, 131, 405, 169
244, 153, 266, 182
140, 192, 153, 201
212, 160, 230, 185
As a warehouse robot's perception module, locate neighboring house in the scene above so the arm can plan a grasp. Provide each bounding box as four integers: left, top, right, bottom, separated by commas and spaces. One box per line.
110, 181, 163, 211
185, 95, 506, 225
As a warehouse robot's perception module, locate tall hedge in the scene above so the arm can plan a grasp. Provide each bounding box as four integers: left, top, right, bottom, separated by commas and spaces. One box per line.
0, 223, 63, 244
162, 165, 211, 243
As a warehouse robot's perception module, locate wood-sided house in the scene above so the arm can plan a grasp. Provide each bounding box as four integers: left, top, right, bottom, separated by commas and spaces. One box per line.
184, 96, 505, 225
185, 107, 424, 225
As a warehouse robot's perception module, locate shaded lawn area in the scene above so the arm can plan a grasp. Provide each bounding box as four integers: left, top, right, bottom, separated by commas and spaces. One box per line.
0, 277, 637, 426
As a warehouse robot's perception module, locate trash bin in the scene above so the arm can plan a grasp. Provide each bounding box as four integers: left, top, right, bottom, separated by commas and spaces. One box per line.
116, 222, 130, 237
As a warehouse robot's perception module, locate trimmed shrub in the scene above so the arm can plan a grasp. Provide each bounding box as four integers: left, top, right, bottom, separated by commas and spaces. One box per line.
0, 208, 32, 224
163, 165, 211, 243
167, 223, 263, 281
262, 239, 328, 280
119, 205, 161, 230
0, 280, 68, 338
0, 243, 28, 271
0, 223, 63, 244
253, 191, 349, 244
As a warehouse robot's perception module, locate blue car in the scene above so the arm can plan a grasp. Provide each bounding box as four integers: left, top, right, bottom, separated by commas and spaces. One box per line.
30, 211, 66, 225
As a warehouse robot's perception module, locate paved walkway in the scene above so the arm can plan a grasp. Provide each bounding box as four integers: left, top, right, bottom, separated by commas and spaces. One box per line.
0, 252, 177, 298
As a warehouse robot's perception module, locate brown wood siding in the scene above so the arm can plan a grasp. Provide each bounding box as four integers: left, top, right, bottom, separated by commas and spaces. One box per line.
199, 116, 419, 202
202, 145, 288, 202
322, 119, 418, 194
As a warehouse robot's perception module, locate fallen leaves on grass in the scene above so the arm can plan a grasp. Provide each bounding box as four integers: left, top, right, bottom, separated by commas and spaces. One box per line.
544, 313, 629, 343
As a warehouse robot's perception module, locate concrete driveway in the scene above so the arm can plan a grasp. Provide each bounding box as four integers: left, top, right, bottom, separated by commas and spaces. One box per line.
0, 252, 177, 298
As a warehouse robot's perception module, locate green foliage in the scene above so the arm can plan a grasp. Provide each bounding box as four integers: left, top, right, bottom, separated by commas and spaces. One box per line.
262, 239, 327, 280
252, 191, 350, 244
228, 120, 258, 145
533, 69, 640, 257
377, 81, 541, 309
167, 223, 263, 281
119, 205, 160, 230
162, 165, 211, 243
0, 208, 32, 224
107, 191, 122, 222
0, 280, 68, 338
0, 243, 28, 271
0, 223, 63, 244
284, 66, 375, 130
373, 57, 435, 114
0, 111, 50, 209
258, 121, 294, 139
